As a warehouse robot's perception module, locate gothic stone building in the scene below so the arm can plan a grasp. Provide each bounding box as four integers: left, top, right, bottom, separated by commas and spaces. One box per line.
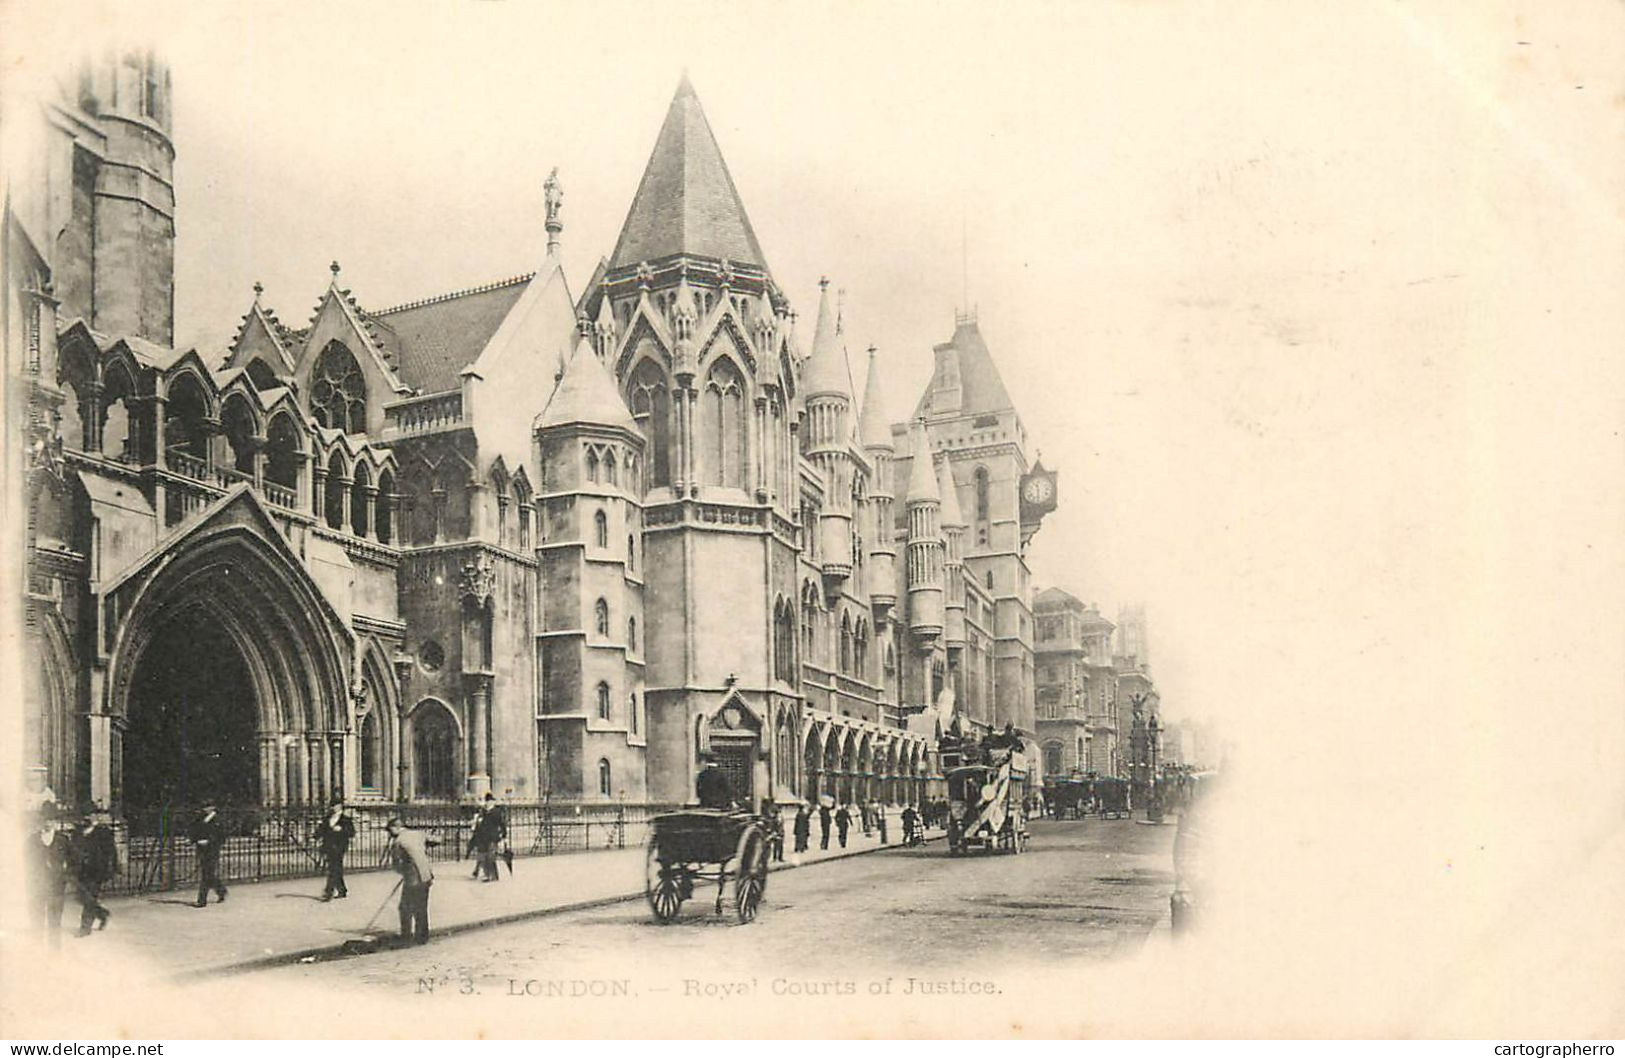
7, 58, 1057, 815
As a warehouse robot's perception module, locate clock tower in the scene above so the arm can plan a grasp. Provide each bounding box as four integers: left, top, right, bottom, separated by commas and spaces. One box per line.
1019, 457, 1059, 545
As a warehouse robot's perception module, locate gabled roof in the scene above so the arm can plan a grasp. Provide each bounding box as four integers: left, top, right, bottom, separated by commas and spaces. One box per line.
537, 338, 640, 435
370, 274, 533, 393
914, 317, 1016, 419
609, 75, 768, 271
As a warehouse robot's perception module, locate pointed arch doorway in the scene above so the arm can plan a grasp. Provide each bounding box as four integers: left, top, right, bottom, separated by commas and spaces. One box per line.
104, 493, 355, 811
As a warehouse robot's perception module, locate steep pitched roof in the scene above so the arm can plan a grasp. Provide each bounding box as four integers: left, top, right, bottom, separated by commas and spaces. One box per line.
537, 338, 640, 434
609, 75, 768, 270
371, 275, 532, 392
913, 317, 1016, 419
1035, 586, 1086, 612
801, 281, 851, 401
904, 420, 940, 505
858, 345, 892, 449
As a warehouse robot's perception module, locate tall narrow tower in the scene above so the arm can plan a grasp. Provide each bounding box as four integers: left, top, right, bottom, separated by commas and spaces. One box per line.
83, 51, 177, 346
904, 418, 944, 645
859, 345, 896, 622
802, 279, 855, 586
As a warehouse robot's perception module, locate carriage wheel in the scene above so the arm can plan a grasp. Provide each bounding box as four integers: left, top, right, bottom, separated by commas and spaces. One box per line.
645, 843, 684, 923
733, 829, 768, 924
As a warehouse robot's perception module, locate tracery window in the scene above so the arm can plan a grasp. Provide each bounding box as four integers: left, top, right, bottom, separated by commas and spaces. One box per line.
702, 358, 746, 488
310, 341, 367, 433
597, 682, 611, 720
627, 358, 671, 489
595, 598, 610, 636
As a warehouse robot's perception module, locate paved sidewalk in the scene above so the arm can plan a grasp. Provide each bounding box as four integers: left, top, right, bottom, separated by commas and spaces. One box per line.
74, 822, 935, 980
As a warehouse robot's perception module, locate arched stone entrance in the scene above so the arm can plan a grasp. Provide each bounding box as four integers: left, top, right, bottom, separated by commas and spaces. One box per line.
104, 495, 353, 810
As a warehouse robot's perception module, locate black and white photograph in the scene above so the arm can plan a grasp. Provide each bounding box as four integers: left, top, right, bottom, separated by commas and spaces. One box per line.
1, 0, 1622, 1044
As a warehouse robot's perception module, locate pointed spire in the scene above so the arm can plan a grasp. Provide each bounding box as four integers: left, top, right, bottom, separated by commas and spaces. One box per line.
859, 344, 892, 450
538, 338, 640, 434
803, 278, 851, 401
936, 455, 965, 527
905, 419, 940, 505
610, 75, 768, 270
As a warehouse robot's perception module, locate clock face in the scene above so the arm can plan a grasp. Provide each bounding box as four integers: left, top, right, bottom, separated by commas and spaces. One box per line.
1023, 475, 1053, 505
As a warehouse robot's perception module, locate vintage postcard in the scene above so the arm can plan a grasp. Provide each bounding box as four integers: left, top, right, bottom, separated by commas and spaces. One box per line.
1, 0, 1621, 1042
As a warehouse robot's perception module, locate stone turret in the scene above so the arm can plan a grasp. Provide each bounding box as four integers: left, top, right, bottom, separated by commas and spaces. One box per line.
859, 345, 896, 621
904, 418, 944, 645
937, 454, 966, 649
802, 279, 854, 584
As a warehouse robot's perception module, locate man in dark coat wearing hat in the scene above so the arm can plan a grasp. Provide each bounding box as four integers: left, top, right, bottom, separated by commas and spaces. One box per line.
192, 803, 228, 907
315, 793, 356, 900
75, 805, 117, 934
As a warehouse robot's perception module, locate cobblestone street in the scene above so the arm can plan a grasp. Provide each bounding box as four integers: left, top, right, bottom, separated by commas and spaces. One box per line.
264, 818, 1174, 996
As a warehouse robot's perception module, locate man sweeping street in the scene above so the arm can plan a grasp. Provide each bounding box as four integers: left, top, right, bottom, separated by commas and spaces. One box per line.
385, 817, 436, 945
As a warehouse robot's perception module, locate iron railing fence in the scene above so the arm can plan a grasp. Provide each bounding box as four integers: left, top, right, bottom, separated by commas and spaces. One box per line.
105, 801, 683, 897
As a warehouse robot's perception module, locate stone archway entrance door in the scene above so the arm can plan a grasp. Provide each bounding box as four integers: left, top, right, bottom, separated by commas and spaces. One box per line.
102, 489, 354, 812
707, 696, 761, 808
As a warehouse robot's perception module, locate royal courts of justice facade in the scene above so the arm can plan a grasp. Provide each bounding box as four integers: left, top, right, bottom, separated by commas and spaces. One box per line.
6, 55, 1071, 815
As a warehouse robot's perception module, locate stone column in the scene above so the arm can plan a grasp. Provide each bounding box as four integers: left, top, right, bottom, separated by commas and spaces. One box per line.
432, 488, 447, 544
337, 473, 353, 531
248, 434, 267, 490
82, 380, 105, 452
466, 480, 487, 539
312, 461, 328, 519
363, 485, 380, 541
465, 676, 492, 798
671, 385, 689, 496
752, 395, 767, 501
259, 735, 278, 804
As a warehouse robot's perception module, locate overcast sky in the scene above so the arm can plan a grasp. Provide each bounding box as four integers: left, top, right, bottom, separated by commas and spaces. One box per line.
9, 0, 1623, 770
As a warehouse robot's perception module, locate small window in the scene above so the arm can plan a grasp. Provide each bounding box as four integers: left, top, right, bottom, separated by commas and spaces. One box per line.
597, 681, 611, 720
598, 758, 612, 797
628, 616, 637, 651
586, 448, 599, 483
629, 692, 639, 735
605, 451, 618, 486
595, 598, 610, 636
594, 509, 609, 548
627, 534, 636, 570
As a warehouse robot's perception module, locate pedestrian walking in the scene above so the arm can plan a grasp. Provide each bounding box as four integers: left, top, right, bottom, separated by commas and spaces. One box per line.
385, 817, 436, 945
874, 802, 888, 845
834, 804, 851, 848
32, 805, 74, 948
75, 805, 117, 935
792, 805, 811, 854
902, 804, 919, 846
470, 793, 506, 882
763, 800, 785, 863
818, 803, 832, 850
314, 793, 355, 901
191, 803, 228, 908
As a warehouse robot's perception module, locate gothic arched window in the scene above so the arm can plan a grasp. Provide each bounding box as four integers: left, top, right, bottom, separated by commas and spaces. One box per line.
604, 450, 618, 486
595, 597, 610, 636
630, 692, 639, 735
597, 681, 611, 720
839, 612, 853, 672
310, 341, 367, 434
702, 358, 747, 488
586, 447, 599, 483
628, 616, 637, 651
594, 508, 608, 548
598, 758, 612, 797
627, 357, 671, 489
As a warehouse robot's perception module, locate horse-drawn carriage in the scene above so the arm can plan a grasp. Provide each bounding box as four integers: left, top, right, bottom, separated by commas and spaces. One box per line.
1043, 778, 1091, 820
945, 757, 1030, 855
644, 809, 770, 924
1095, 777, 1131, 819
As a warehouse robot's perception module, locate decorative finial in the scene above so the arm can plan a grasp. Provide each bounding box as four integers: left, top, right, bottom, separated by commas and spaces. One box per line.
867, 343, 877, 359
253, 281, 264, 302
717, 258, 734, 291
818, 276, 829, 291
637, 261, 654, 289
330, 260, 341, 278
